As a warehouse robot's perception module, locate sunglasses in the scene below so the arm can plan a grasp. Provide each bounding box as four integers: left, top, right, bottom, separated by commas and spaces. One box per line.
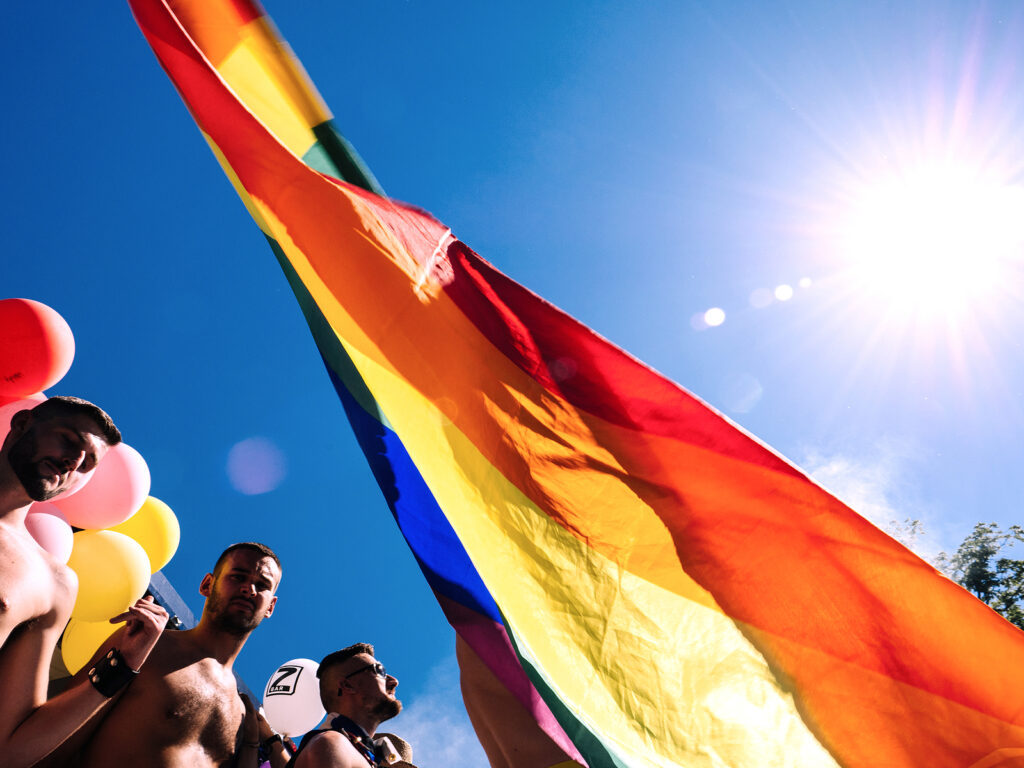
343, 662, 387, 681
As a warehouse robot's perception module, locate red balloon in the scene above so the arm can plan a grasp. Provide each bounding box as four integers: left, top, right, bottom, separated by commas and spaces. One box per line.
0, 299, 75, 397
56, 443, 151, 529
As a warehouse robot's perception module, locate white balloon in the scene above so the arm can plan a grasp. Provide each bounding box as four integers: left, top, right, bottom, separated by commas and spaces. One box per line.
262, 658, 325, 737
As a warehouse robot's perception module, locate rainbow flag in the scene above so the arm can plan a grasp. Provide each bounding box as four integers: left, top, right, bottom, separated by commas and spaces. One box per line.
129, 2, 1024, 766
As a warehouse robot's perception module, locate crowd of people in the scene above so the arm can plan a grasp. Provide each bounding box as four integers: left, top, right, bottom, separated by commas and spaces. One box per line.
0, 397, 411, 768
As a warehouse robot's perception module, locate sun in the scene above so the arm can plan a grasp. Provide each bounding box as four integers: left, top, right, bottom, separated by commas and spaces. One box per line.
835, 161, 1024, 320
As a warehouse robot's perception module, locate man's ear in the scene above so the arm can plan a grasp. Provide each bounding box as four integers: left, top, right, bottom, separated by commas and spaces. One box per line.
199, 572, 214, 597
263, 595, 277, 619
9, 410, 31, 433
3, 410, 32, 450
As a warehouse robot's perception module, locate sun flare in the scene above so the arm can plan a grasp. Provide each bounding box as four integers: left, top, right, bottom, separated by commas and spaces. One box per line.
836, 162, 1024, 319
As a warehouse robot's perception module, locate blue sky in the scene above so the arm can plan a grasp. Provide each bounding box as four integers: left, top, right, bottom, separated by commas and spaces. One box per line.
4, 2, 1024, 763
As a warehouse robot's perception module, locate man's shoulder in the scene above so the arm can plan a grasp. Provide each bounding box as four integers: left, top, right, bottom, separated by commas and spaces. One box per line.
142, 630, 219, 668
296, 729, 368, 768
0, 520, 76, 630
305, 729, 350, 751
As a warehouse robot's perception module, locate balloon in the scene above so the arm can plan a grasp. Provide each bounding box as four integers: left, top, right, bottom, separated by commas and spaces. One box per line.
108, 496, 181, 573
56, 443, 151, 528
0, 392, 46, 439
67, 530, 150, 622
60, 618, 119, 675
262, 658, 325, 737
0, 299, 75, 397
25, 502, 73, 564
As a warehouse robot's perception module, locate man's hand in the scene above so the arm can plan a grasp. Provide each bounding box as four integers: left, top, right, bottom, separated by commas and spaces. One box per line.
239, 695, 296, 768
240, 694, 261, 746
255, 704, 279, 742
108, 596, 168, 671
239, 696, 285, 746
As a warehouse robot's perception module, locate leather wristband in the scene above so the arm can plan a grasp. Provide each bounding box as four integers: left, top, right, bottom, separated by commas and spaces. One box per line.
261, 734, 284, 749
87, 648, 138, 697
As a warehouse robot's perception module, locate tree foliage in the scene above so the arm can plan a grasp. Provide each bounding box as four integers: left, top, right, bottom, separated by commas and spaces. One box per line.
885, 517, 923, 550
936, 523, 1024, 630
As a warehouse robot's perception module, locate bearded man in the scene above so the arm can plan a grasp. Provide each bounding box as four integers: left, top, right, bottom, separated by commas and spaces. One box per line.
0, 397, 167, 768
59, 542, 282, 768
290, 643, 402, 768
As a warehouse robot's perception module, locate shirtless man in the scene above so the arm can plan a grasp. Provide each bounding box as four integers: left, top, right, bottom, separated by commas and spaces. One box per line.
69, 542, 282, 768
291, 643, 402, 768
0, 396, 167, 768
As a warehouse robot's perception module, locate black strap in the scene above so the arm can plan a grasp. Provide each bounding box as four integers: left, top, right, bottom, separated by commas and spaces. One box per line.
289, 723, 377, 767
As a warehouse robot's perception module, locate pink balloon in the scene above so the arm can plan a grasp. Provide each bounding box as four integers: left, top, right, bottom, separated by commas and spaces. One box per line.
0, 393, 47, 443
56, 443, 151, 529
0, 299, 75, 397
25, 502, 74, 564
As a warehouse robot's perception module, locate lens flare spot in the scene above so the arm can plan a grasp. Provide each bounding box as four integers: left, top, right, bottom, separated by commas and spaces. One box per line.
227, 437, 287, 495
704, 307, 726, 327
749, 288, 774, 308
722, 373, 763, 414
774, 285, 794, 301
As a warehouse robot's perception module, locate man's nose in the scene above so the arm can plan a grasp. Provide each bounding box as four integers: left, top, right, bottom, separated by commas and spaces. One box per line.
385, 674, 398, 690
61, 448, 86, 472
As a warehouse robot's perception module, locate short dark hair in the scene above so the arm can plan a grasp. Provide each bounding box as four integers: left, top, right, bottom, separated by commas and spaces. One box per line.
212, 542, 281, 577
318, 643, 375, 678
31, 396, 121, 446
317, 643, 376, 706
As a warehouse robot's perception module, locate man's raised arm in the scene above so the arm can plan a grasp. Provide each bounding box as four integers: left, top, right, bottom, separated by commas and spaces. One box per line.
0, 595, 167, 768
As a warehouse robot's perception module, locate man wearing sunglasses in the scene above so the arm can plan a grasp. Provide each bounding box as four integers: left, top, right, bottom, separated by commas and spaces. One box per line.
290, 643, 402, 768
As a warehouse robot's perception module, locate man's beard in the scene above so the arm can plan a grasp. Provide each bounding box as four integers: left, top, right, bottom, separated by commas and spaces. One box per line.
206, 592, 263, 636
6, 431, 59, 502
371, 695, 402, 722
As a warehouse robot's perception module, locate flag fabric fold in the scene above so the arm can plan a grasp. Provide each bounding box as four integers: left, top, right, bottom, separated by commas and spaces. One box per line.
129, 1, 1024, 766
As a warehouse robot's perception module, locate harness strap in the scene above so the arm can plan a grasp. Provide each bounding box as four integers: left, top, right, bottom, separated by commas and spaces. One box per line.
290, 722, 378, 767
337, 725, 378, 768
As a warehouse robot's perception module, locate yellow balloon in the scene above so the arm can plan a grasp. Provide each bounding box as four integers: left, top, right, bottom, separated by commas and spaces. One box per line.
108, 496, 181, 573
67, 530, 150, 622
61, 618, 118, 674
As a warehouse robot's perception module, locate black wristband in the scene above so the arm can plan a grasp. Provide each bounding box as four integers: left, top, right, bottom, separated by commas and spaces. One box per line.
87, 648, 138, 698
261, 733, 284, 749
